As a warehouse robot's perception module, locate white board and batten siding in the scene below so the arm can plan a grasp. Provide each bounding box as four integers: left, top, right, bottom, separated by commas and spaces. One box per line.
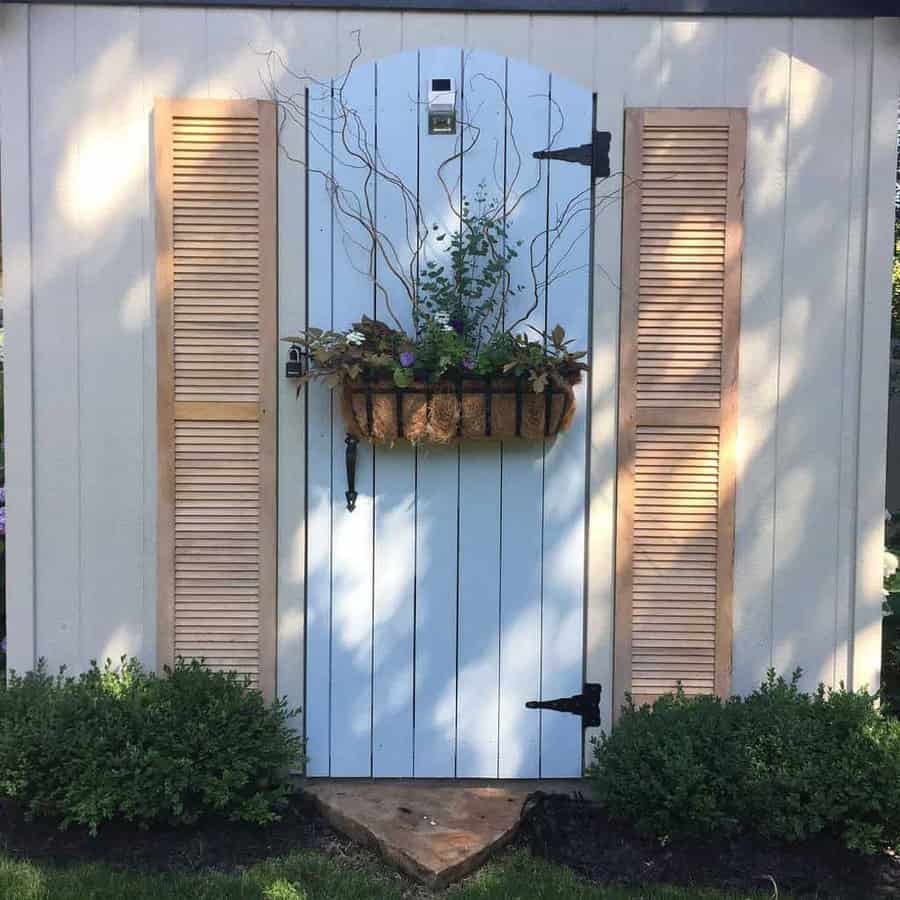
305, 50, 591, 777
1, 3, 898, 764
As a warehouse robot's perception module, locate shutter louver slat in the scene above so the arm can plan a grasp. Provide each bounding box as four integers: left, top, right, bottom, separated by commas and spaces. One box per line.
616, 108, 745, 712
155, 99, 276, 699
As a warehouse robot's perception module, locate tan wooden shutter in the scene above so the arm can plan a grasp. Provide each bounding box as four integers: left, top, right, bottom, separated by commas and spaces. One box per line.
155, 99, 277, 699
615, 108, 745, 711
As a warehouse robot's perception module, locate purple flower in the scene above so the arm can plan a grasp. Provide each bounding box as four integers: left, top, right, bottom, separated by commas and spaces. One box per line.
400, 351, 416, 368
0, 507, 6, 536
450, 318, 465, 334
0, 486, 6, 506
462, 358, 476, 371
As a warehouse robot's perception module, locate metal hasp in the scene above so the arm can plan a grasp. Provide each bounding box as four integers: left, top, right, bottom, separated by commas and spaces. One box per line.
532, 130, 611, 180
285, 344, 307, 378
525, 682, 602, 728
344, 433, 359, 512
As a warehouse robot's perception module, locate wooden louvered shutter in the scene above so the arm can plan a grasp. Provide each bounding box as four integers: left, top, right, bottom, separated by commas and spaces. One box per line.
155, 99, 277, 699
615, 108, 745, 711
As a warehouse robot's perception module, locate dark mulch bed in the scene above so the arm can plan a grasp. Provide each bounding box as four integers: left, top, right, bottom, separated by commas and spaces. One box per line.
5, 787, 900, 898
0, 792, 353, 874
517, 791, 900, 899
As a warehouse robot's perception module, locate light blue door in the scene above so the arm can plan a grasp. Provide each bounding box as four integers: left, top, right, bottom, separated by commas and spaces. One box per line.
303, 48, 593, 778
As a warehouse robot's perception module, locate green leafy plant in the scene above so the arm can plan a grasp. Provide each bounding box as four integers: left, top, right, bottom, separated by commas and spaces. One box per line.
0, 658, 304, 834
589, 671, 900, 854
284, 192, 588, 395
415, 190, 523, 347
882, 513, 900, 713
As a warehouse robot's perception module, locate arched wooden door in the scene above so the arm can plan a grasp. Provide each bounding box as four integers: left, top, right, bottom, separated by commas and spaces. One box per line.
303, 49, 593, 778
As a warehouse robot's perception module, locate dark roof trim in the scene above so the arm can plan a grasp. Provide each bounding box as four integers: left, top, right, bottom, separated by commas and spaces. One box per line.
18, 0, 900, 15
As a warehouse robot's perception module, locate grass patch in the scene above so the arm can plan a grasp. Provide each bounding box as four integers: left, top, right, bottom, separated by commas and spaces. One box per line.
0, 848, 780, 900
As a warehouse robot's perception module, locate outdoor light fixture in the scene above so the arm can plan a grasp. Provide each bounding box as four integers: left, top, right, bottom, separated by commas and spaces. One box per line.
428, 77, 456, 135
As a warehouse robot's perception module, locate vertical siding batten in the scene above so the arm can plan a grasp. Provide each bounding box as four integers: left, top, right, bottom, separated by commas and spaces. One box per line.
853, 16, 900, 692
0, 2, 37, 674
773, 20, 857, 690
659, 18, 726, 107
140, 6, 210, 669
834, 19, 874, 689
586, 14, 662, 737
726, 16, 791, 695
295, 9, 339, 776
30, 4, 82, 673
76, 4, 145, 668
206, 7, 274, 101
272, 8, 312, 747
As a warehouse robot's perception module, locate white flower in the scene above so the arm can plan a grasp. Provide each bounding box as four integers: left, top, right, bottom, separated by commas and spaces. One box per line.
346, 330, 366, 346
433, 311, 450, 326
885, 550, 899, 582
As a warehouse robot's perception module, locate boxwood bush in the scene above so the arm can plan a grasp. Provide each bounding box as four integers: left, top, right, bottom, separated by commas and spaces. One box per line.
0, 658, 304, 834
589, 671, 900, 854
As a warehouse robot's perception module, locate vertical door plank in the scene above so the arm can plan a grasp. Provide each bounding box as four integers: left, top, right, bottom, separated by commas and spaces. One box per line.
305, 82, 336, 776
455, 49, 506, 779
414, 47, 463, 777
497, 57, 550, 778
371, 49, 419, 777
540, 72, 592, 777
329, 64, 377, 776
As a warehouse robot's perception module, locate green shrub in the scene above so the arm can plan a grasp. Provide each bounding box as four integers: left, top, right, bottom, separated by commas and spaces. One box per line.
589, 671, 900, 853
585, 692, 744, 841
0, 658, 304, 834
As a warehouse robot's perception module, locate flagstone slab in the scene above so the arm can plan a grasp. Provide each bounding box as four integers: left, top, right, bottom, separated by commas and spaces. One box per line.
304, 779, 581, 889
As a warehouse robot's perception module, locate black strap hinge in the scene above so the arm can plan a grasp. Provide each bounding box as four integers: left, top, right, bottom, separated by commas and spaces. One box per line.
532, 130, 611, 180
525, 682, 602, 728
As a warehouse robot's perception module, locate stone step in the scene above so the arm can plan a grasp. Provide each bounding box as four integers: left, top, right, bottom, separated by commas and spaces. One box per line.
304, 779, 582, 889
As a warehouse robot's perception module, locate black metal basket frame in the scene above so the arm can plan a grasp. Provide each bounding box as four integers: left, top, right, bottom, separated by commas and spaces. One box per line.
345, 376, 571, 440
